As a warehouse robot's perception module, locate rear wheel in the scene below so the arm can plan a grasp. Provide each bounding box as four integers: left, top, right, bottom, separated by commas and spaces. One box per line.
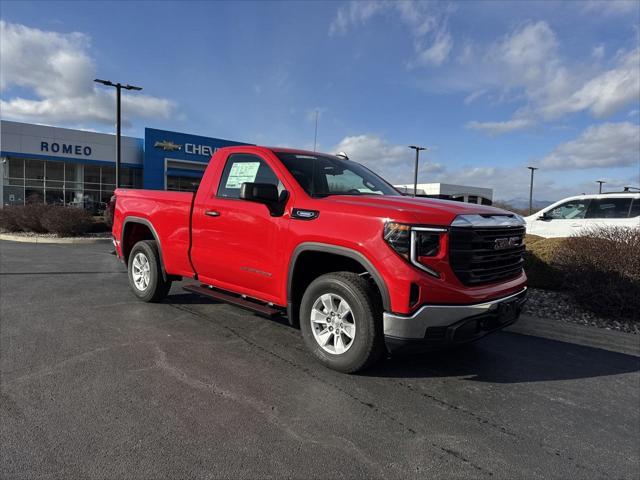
300, 272, 384, 373
127, 240, 172, 302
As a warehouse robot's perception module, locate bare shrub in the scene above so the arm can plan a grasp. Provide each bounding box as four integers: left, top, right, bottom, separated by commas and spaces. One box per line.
0, 207, 21, 232
557, 226, 640, 320
523, 236, 566, 290
13, 204, 51, 233
41, 206, 93, 236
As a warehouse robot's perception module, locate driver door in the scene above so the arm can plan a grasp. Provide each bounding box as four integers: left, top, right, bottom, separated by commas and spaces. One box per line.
190, 152, 291, 303
533, 199, 590, 237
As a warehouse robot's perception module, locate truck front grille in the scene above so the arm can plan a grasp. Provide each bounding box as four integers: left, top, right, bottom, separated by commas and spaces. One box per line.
449, 226, 525, 286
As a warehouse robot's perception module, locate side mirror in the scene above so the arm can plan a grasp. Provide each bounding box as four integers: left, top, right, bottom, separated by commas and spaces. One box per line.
538, 212, 552, 221
240, 182, 279, 204
240, 182, 288, 217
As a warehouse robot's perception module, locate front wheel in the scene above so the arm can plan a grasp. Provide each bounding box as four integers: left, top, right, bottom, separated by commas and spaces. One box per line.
299, 272, 385, 373
127, 240, 172, 302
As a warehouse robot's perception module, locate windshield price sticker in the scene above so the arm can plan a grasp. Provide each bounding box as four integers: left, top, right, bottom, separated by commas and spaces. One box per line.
226, 162, 261, 188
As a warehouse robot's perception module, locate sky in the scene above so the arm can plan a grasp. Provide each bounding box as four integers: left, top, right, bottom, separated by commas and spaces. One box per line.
1, 0, 639, 202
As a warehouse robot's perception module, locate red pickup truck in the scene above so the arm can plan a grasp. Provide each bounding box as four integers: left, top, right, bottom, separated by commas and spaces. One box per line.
112, 146, 527, 372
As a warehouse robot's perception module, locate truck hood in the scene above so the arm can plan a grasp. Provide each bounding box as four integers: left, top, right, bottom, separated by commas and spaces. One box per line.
325, 195, 514, 225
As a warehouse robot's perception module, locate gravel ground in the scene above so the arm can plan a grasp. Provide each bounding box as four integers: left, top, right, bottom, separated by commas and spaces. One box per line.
524, 288, 640, 335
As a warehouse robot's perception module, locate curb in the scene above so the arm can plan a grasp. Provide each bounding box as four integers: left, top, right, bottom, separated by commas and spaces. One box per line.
506, 314, 640, 357
0, 233, 112, 245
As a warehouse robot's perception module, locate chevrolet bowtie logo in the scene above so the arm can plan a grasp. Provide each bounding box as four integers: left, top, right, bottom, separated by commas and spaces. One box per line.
154, 140, 182, 151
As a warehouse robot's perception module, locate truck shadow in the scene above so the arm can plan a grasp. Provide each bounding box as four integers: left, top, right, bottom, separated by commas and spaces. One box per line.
365, 331, 640, 384
164, 292, 639, 384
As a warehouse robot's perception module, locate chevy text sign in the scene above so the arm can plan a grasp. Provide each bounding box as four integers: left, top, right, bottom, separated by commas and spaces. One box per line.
184, 143, 217, 157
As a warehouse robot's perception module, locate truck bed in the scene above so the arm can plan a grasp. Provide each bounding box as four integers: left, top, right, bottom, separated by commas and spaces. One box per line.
113, 188, 195, 277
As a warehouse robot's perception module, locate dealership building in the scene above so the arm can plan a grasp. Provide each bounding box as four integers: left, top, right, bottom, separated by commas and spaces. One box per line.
0, 120, 245, 209
1, 119, 492, 208
394, 183, 493, 205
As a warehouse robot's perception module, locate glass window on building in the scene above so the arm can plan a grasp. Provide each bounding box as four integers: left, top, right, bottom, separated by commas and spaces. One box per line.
82, 188, 102, 214
45, 161, 64, 199
4, 158, 24, 184
120, 167, 142, 188
45, 189, 64, 206
3, 158, 140, 211
3, 186, 24, 206
2, 158, 25, 206
25, 187, 44, 204
167, 175, 201, 192
46, 161, 64, 181
25, 159, 44, 181
101, 166, 116, 187
65, 163, 82, 183
84, 165, 101, 189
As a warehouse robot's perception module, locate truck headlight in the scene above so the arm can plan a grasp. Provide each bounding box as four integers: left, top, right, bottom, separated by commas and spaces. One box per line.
384, 223, 447, 277
383, 222, 411, 257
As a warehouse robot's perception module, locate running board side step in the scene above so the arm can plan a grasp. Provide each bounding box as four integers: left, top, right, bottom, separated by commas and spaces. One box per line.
183, 284, 282, 318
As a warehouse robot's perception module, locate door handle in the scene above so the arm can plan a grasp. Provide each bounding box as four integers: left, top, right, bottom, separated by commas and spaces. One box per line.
570, 223, 581, 227
205, 210, 220, 217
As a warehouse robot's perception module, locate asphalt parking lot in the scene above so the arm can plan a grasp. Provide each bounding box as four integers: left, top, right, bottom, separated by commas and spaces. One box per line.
1, 241, 639, 479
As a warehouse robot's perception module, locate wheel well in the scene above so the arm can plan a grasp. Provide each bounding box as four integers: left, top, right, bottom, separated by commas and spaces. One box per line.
122, 222, 155, 263
288, 251, 383, 327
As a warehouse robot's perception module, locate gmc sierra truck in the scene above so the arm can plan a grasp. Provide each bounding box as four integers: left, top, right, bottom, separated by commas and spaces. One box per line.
112, 146, 527, 372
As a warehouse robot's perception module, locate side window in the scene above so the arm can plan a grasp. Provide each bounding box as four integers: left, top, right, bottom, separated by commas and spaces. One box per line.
546, 200, 590, 219
217, 154, 281, 199
586, 198, 633, 219
629, 199, 640, 218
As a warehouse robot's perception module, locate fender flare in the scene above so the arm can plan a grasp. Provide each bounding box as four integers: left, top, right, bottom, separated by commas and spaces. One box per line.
287, 242, 391, 320
121, 216, 168, 281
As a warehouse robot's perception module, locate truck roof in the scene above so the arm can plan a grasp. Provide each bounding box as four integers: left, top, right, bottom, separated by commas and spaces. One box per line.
216, 145, 338, 158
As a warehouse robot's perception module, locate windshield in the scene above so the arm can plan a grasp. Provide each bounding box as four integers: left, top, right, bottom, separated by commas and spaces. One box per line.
275, 152, 400, 197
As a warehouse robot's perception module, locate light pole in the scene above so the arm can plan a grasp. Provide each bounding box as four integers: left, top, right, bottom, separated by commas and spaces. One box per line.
94, 79, 142, 188
527, 166, 538, 215
596, 180, 605, 194
409, 145, 427, 197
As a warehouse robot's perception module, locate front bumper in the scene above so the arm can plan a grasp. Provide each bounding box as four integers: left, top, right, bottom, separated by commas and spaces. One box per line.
383, 288, 527, 353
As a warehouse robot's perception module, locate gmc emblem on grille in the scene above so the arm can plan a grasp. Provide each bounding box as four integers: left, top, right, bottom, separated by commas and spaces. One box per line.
494, 236, 521, 250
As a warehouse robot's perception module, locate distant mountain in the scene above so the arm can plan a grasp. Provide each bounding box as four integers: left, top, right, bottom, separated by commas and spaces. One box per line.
502, 197, 554, 210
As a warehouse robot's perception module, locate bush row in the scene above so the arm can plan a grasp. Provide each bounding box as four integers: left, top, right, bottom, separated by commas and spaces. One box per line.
0, 204, 109, 236
524, 227, 640, 321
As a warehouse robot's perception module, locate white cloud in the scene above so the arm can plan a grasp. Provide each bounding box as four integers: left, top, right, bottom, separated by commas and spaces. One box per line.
332, 134, 410, 182
541, 48, 640, 119
466, 118, 535, 135
329, 1, 453, 67
592, 45, 605, 60
328, 1, 387, 36
413, 30, 453, 67
331, 132, 639, 202
539, 122, 640, 169
464, 21, 640, 134
0, 21, 174, 128
583, 1, 640, 15
463, 89, 486, 105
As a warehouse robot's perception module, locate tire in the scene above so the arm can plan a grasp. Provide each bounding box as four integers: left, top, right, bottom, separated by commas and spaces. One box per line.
127, 240, 172, 303
299, 272, 385, 373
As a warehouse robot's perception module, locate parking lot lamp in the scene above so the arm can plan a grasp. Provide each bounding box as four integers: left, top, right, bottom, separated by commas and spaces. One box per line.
94, 79, 143, 188
596, 180, 605, 194
409, 145, 427, 197
527, 166, 538, 215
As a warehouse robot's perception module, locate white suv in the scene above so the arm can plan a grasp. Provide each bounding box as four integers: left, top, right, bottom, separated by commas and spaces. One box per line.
524, 192, 640, 238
